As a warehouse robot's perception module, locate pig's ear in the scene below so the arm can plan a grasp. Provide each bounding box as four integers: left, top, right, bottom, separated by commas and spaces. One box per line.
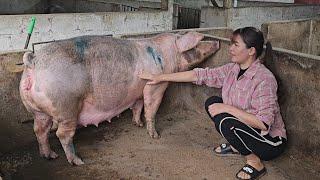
175, 32, 204, 53
23, 52, 35, 68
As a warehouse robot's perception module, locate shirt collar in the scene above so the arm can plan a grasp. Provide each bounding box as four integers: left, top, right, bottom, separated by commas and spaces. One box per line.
231, 59, 261, 79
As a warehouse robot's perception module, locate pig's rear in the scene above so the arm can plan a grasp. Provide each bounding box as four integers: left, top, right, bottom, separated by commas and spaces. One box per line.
21, 36, 144, 126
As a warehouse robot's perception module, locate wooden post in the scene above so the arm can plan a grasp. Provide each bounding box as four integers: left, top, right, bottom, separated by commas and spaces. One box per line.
161, 0, 168, 10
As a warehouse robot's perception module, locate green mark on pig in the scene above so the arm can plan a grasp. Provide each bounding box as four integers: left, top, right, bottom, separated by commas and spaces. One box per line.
147, 46, 163, 70
74, 37, 89, 62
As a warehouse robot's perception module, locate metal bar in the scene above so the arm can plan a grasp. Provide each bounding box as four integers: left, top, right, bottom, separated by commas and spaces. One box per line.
24, 34, 31, 49
32, 40, 56, 53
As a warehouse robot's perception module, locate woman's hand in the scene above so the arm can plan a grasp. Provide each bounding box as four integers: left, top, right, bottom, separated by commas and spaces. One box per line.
138, 72, 162, 85
208, 103, 230, 117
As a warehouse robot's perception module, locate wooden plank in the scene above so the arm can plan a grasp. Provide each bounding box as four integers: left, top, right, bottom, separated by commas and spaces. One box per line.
295, 0, 320, 4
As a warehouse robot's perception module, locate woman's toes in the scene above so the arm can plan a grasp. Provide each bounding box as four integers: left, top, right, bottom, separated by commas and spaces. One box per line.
238, 171, 251, 179
214, 146, 221, 153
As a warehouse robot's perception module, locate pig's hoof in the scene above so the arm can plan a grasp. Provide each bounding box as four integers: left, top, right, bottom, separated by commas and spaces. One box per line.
41, 150, 59, 160
68, 156, 85, 166
148, 130, 160, 139
133, 121, 144, 127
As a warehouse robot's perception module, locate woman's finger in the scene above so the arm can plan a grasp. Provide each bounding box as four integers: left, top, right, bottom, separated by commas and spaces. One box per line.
138, 72, 153, 80
138, 74, 150, 80
208, 107, 216, 117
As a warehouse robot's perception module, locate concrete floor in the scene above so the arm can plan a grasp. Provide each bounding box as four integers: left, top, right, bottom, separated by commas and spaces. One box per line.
0, 110, 319, 180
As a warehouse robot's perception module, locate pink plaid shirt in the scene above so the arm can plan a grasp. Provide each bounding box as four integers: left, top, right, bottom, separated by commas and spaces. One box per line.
193, 60, 286, 138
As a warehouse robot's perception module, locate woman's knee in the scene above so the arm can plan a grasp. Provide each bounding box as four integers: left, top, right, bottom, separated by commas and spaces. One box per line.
219, 117, 243, 136
205, 96, 223, 112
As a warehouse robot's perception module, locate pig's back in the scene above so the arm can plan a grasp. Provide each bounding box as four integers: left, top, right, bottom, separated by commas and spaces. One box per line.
79, 36, 142, 105
82, 36, 142, 110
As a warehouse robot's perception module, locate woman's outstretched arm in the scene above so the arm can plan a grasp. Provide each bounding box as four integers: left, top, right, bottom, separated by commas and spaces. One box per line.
138, 71, 197, 85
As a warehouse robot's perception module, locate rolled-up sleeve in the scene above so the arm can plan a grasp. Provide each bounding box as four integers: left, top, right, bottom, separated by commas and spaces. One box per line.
251, 76, 278, 132
193, 63, 233, 88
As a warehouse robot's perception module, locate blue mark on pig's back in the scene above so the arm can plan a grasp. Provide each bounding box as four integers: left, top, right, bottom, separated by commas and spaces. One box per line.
74, 37, 89, 62
146, 46, 164, 70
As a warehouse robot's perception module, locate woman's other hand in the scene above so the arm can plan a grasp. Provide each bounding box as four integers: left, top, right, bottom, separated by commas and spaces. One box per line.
208, 103, 230, 117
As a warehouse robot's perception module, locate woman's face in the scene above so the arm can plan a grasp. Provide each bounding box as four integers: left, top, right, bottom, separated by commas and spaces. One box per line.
229, 35, 251, 64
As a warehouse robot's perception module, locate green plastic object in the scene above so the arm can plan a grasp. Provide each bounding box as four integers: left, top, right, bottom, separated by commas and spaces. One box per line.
27, 17, 36, 34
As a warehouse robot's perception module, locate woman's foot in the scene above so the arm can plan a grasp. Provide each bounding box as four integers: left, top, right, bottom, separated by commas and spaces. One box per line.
236, 154, 266, 179
214, 143, 240, 156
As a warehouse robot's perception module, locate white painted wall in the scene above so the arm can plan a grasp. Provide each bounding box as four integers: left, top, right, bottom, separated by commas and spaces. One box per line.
0, 7, 173, 51
201, 5, 320, 29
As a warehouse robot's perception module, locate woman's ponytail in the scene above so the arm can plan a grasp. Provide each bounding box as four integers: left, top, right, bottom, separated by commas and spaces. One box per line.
262, 41, 272, 65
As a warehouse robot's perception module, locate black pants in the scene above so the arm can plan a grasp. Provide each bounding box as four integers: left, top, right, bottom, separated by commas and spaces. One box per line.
205, 96, 286, 161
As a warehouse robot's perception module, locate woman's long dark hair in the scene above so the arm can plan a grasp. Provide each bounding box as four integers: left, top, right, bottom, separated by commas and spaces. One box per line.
232, 27, 272, 64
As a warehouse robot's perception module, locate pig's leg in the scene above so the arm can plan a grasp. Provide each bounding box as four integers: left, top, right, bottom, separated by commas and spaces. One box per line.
143, 83, 168, 138
34, 112, 58, 159
132, 99, 144, 127
56, 119, 84, 165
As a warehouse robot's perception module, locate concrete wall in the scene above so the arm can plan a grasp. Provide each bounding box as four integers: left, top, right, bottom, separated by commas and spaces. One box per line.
0, 9, 173, 51
262, 18, 320, 56
201, 5, 320, 29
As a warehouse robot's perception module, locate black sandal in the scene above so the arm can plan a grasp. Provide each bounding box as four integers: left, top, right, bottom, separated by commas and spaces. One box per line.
213, 143, 240, 157
236, 164, 267, 180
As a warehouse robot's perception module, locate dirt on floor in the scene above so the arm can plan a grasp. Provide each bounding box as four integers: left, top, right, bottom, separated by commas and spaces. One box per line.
0, 110, 319, 180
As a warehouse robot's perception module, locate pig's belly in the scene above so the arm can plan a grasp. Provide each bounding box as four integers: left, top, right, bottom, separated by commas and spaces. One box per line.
77, 97, 137, 127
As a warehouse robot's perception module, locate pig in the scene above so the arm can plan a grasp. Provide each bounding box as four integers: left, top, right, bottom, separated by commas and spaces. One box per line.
19, 32, 220, 165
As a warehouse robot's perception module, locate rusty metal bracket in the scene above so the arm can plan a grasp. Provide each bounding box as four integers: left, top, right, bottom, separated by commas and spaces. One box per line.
32, 40, 56, 53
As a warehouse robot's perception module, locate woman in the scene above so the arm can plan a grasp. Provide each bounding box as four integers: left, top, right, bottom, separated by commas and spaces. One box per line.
139, 27, 287, 180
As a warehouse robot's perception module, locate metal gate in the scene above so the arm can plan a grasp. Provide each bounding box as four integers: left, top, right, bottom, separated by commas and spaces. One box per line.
177, 6, 201, 29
